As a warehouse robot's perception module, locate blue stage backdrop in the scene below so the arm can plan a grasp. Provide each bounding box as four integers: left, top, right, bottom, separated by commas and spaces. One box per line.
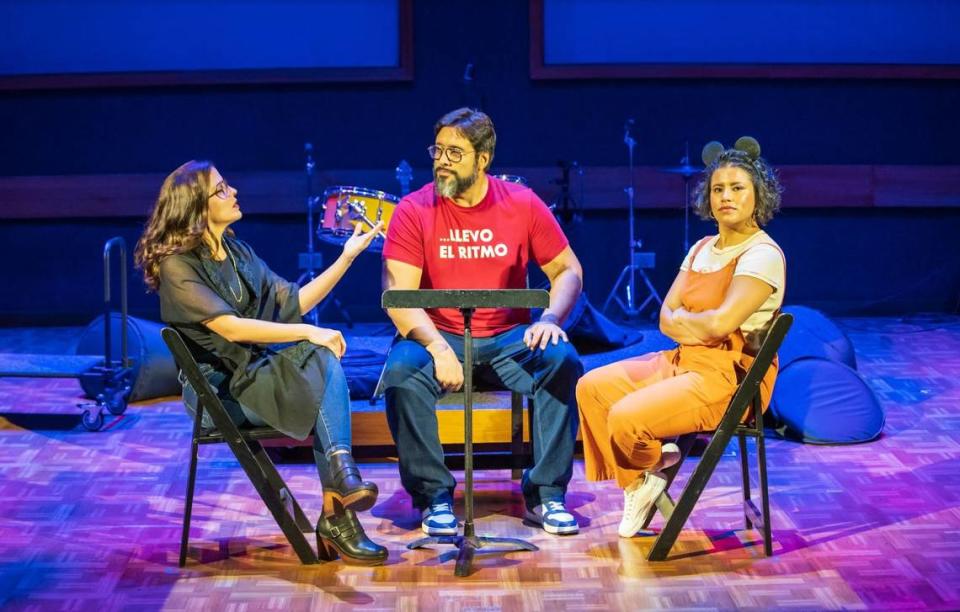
0, 0, 401, 74
542, 0, 960, 66
0, 0, 958, 323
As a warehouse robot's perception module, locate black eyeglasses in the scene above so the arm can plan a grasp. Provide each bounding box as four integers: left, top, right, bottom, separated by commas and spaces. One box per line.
427, 144, 476, 164
208, 181, 231, 200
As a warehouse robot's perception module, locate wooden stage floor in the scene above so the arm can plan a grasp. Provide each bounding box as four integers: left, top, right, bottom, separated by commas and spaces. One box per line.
0, 316, 958, 610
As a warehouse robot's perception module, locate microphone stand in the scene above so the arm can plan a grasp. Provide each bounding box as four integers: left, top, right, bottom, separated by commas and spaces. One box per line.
298, 143, 321, 326
682, 141, 692, 253
297, 143, 353, 327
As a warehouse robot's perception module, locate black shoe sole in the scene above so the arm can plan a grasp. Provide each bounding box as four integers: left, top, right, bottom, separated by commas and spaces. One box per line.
317, 537, 387, 566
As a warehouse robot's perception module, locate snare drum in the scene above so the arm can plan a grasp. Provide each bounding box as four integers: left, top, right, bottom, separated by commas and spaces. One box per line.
320, 186, 399, 236
491, 174, 528, 186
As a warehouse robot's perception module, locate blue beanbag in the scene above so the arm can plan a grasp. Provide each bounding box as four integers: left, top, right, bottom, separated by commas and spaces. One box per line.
779, 305, 857, 370
770, 357, 884, 444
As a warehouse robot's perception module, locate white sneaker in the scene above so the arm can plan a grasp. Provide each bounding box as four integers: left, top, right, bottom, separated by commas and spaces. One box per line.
617, 443, 682, 538
655, 442, 681, 472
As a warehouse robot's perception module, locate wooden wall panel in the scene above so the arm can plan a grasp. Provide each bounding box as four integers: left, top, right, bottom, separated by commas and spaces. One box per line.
1, 165, 956, 219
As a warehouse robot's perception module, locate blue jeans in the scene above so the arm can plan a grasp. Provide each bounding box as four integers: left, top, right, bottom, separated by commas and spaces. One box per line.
181, 347, 352, 488
382, 325, 583, 510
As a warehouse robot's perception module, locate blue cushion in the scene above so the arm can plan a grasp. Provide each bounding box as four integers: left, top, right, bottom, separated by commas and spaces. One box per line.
770, 357, 884, 444
779, 305, 857, 370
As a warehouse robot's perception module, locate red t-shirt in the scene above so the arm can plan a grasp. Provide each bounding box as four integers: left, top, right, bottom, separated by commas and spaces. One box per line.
383, 176, 569, 337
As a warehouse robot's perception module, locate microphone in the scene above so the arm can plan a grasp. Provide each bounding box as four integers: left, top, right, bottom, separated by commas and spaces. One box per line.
623, 118, 635, 146
304, 142, 315, 174
463, 62, 474, 82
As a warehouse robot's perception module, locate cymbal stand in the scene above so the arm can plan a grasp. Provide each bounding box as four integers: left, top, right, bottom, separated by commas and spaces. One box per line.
603, 120, 663, 318
681, 142, 693, 253
550, 160, 583, 225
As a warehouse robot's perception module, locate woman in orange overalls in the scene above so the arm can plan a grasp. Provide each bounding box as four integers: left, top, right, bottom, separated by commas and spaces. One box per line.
577, 138, 786, 538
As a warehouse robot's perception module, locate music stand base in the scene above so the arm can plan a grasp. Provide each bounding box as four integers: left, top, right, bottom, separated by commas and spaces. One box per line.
407, 533, 539, 577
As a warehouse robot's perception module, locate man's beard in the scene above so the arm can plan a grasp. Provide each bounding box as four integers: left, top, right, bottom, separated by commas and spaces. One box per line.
434, 163, 478, 198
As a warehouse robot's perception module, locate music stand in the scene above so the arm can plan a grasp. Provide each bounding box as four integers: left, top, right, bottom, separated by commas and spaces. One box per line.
381, 289, 549, 577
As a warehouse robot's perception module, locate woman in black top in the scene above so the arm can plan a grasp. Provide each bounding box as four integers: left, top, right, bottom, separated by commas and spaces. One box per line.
135, 160, 386, 565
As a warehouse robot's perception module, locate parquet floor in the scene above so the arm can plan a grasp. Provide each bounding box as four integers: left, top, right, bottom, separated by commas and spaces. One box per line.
0, 317, 958, 610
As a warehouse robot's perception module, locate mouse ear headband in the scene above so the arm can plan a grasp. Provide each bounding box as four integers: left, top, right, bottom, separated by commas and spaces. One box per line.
701, 136, 762, 166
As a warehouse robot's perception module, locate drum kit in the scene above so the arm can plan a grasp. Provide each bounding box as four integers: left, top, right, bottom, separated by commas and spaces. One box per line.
313, 174, 530, 253
317, 186, 396, 248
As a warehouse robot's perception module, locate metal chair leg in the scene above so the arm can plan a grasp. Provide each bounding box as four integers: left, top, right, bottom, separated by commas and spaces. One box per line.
738, 432, 752, 530
250, 443, 314, 533
757, 427, 773, 556
180, 434, 200, 567
511, 392, 523, 480
224, 438, 319, 565
526, 397, 535, 468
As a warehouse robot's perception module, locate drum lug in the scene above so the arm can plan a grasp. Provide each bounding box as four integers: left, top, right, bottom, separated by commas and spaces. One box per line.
348, 199, 367, 217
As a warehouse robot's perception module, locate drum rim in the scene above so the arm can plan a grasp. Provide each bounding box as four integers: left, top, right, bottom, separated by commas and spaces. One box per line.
323, 185, 401, 202
491, 174, 528, 185
316, 230, 384, 252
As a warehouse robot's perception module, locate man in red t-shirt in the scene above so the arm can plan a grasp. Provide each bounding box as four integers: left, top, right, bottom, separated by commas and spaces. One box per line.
381, 108, 584, 536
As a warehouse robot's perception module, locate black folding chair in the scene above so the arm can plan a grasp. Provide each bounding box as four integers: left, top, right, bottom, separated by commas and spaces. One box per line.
161, 327, 319, 566
643, 313, 793, 561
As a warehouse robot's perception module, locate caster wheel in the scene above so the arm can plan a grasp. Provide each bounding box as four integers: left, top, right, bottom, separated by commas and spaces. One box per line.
82, 409, 104, 431
106, 387, 131, 416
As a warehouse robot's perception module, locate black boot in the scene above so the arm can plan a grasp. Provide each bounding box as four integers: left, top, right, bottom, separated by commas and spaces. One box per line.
316, 508, 388, 566
325, 451, 378, 512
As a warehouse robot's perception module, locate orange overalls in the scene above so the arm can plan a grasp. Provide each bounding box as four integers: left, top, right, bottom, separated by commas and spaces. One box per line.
577, 237, 782, 487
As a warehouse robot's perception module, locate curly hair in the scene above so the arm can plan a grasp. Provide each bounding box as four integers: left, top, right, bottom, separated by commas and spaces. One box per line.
434, 107, 497, 170
691, 149, 783, 226
134, 160, 230, 291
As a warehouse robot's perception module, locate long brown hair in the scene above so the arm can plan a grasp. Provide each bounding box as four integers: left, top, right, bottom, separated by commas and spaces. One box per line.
134, 160, 229, 291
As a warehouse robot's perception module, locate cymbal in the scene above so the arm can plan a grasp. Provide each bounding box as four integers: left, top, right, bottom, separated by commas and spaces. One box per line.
659, 164, 703, 177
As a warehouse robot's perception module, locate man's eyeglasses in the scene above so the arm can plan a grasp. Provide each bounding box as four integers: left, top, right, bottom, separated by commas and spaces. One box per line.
427, 144, 476, 164
208, 181, 231, 200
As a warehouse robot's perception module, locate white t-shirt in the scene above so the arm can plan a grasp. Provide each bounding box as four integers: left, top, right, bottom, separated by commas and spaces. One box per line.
679, 231, 786, 351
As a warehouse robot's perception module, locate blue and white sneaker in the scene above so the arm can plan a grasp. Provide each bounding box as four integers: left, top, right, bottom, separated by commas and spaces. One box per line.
421, 499, 459, 536
524, 500, 579, 535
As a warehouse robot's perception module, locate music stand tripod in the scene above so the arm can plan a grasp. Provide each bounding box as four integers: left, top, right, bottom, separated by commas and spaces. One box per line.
603, 120, 663, 319
382, 289, 548, 577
